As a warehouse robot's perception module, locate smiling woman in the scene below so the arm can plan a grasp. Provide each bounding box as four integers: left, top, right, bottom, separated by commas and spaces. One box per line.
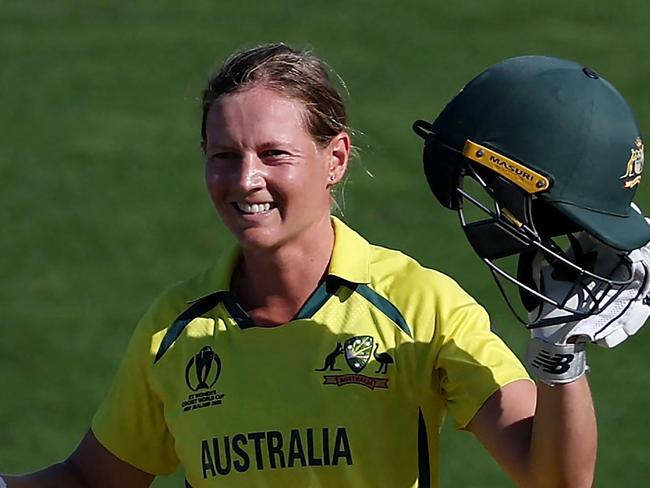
203, 86, 350, 326
203, 87, 347, 253
200, 45, 352, 327
1, 44, 607, 488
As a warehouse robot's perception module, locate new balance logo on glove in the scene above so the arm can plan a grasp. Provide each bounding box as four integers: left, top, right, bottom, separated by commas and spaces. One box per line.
526, 338, 587, 385
531, 350, 575, 375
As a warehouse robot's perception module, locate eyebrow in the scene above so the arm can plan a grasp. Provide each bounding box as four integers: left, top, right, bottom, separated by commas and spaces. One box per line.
207, 140, 298, 151
258, 140, 297, 150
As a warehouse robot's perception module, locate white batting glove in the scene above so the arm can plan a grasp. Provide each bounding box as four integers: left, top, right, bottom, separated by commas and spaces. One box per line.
525, 228, 650, 384
530, 232, 650, 346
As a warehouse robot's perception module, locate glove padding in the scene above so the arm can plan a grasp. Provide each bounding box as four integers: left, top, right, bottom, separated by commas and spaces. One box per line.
528, 230, 650, 348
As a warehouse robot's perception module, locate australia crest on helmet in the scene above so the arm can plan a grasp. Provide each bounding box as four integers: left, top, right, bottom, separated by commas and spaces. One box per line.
620, 137, 645, 188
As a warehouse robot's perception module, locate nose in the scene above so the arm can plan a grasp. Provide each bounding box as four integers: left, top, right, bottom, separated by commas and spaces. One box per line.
235, 152, 266, 192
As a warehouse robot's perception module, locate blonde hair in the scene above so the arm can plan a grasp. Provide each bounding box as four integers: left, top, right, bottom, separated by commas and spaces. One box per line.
201, 43, 350, 148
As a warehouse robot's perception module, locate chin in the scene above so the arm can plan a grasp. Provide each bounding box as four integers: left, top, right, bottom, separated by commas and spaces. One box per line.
234, 227, 284, 251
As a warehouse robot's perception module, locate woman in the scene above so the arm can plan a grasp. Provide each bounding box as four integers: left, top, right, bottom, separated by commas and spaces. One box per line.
2, 44, 596, 488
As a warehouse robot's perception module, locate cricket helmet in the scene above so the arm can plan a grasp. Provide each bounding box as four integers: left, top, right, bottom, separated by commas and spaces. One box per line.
413, 55, 650, 326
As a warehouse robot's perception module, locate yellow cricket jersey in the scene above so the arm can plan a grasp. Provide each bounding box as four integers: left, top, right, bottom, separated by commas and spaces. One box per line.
92, 217, 530, 487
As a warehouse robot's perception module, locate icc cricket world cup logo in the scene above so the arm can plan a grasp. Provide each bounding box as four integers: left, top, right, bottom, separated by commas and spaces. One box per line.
185, 345, 222, 392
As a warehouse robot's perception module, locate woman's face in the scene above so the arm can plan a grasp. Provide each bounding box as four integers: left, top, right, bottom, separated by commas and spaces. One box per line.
203, 86, 348, 251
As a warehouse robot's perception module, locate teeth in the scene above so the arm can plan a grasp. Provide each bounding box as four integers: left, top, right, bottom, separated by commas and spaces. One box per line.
237, 202, 272, 214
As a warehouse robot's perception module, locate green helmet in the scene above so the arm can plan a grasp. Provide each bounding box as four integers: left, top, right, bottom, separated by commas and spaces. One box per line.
414, 55, 649, 325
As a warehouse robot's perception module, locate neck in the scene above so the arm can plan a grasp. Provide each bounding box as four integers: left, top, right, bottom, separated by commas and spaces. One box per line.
231, 216, 335, 326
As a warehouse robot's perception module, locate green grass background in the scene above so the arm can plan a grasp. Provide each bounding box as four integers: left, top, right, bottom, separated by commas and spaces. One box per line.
1, 1, 650, 486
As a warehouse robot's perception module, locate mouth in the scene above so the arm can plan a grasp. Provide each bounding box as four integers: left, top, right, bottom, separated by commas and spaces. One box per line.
233, 202, 277, 215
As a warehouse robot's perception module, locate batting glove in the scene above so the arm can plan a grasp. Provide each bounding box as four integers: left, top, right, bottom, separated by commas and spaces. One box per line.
525, 228, 650, 385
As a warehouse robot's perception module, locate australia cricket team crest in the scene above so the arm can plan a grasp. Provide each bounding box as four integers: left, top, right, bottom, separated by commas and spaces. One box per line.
344, 335, 373, 372
620, 137, 644, 188
315, 335, 394, 390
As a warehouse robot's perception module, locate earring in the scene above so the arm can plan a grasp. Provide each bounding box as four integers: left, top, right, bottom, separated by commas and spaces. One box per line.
329, 175, 336, 182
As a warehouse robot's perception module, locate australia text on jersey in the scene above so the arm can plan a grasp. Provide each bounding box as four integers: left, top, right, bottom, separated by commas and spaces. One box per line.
200, 427, 353, 478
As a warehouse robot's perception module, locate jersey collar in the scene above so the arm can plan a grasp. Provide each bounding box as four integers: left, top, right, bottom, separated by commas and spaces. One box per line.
186, 216, 371, 302
328, 216, 371, 285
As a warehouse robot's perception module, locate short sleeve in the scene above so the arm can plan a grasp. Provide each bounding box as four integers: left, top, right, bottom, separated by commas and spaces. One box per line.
91, 297, 179, 475
435, 297, 531, 429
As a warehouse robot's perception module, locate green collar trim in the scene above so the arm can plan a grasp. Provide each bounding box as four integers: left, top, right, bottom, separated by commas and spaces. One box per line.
155, 273, 412, 363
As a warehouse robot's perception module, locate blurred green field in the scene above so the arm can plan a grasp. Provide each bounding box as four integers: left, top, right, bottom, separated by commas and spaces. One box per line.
2, 1, 650, 486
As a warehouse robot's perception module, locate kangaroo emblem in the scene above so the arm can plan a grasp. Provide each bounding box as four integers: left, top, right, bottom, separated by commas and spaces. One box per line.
315, 342, 344, 371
